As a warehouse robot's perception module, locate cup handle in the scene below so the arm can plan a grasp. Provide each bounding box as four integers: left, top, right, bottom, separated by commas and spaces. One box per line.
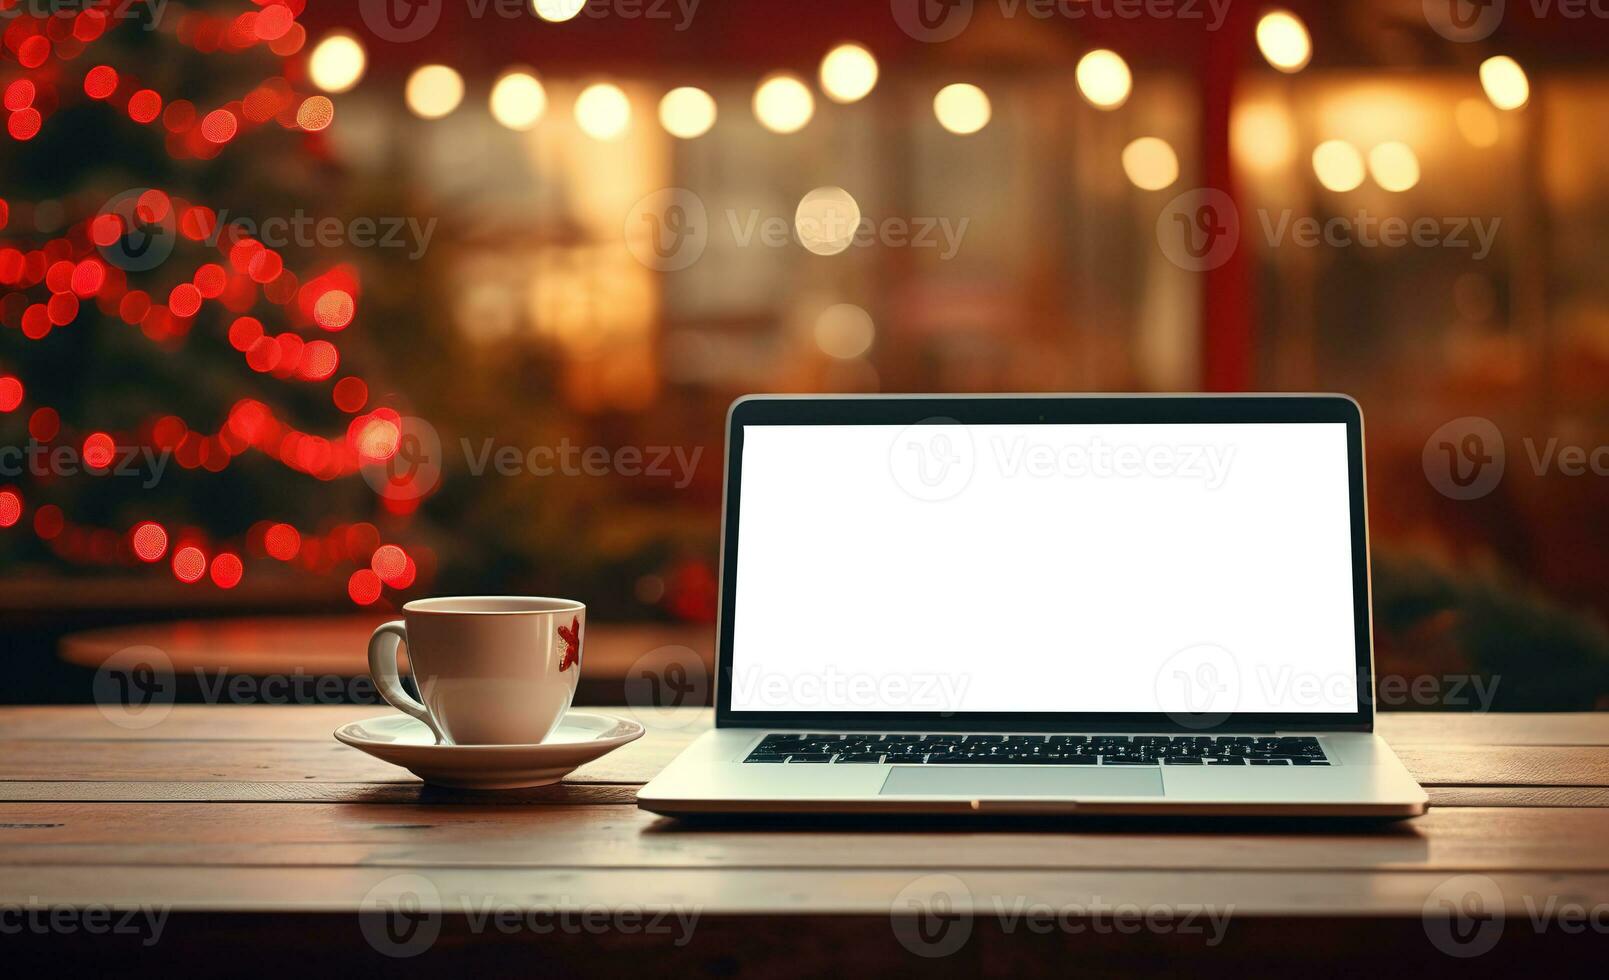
367, 621, 447, 745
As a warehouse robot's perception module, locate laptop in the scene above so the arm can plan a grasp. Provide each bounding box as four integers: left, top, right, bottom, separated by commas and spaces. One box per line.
638, 394, 1428, 818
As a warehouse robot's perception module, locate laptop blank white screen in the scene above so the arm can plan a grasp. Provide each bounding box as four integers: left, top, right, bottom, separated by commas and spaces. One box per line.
729, 422, 1360, 715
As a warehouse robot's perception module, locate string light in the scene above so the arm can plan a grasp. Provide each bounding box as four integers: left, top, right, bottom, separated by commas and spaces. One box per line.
490, 70, 547, 131
1480, 55, 1529, 111
1367, 141, 1420, 192
406, 65, 464, 120
658, 86, 716, 139
933, 83, 990, 135
820, 44, 878, 104
1312, 139, 1366, 192
753, 74, 814, 134
308, 33, 366, 94
1076, 50, 1131, 109
533, 0, 587, 23
1256, 11, 1312, 73
574, 82, 631, 140
1121, 137, 1180, 190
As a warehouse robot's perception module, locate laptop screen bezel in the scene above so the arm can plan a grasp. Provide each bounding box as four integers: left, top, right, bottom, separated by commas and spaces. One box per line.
713, 394, 1374, 733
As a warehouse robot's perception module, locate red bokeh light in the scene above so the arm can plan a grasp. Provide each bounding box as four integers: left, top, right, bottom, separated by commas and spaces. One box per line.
228, 315, 264, 351
332, 376, 368, 413
21, 304, 51, 339
71, 260, 106, 297
82, 432, 115, 469
90, 213, 124, 247
128, 89, 163, 124
4, 80, 35, 113
131, 521, 169, 562
347, 569, 383, 606
370, 544, 407, 581
210, 552, 244, 588
296, 96, 333, 132
298, 339, 338, 380
84, 66, 119, 100
169, 283, 202, 318
172, 545, 207, 583
0, 376, 22, 413
47, 292, 79, 326
17, 36, 51, 70
201, 109, 239, 143
254, 3, 294, 40
264, 522, 301, 560
0, 488, 20, 528
312, 290, 354, 330
29, 407, 59, 441
8, 108, 43, 142
194, 263, 228, 298
136, 189, 171, 223
34, 504, 64, 539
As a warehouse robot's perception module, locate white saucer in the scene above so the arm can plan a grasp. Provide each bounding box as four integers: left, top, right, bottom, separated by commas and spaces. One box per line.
334, 711, 644, 789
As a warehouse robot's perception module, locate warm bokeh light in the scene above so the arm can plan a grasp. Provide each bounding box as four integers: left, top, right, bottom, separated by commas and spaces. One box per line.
1455, 97, 1501, 148
820, 43, 879, 104
172, 546, 206, 584
1367, 141, 1421, 192
575, 82, 631, 140
1121, 137, 1180, 191
533, 0, 587, 23
658, 86, 716, 139
814, 304, 875, 359
264, 522, 301, 561
1256, 11, 1312, 73
1480, 55, 1529, 111
795, 187, 861, 257
753, 74, 815, 134
1076, 50, 1131, 110
131, 522, 169, 562
490, 70, 547, 131
933, 83, 991, 135
210, 552, 244, 589
308, 33, 366, 94
1312, 139, 1366, 192
405, 65, 465, 120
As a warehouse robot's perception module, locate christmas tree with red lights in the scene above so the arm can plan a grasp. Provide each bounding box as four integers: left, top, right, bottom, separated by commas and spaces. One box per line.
0, 0, 431, 607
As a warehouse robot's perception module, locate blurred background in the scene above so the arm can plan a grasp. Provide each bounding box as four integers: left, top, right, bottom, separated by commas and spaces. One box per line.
1, 0, 1606, 709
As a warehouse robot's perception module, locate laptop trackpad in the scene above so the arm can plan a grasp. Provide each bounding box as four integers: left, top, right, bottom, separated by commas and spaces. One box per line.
880, 767, 1165, 797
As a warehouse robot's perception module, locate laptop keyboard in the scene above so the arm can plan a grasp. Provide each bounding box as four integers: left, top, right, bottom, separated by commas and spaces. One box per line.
743, 733, 1329, 766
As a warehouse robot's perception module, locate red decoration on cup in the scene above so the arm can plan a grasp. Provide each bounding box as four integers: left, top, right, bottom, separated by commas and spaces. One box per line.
558, 616, 582, 672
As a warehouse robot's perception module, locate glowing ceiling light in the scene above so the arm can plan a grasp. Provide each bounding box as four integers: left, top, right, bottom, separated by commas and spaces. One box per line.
1367, 141, 1420, 192
308, 33, 365, 94
1480, 55, 1529, 111
1076, 49, 1131, 109
933, 83, 991, 135
1256, 10, 1312, 73
753, 73, 815, 134
1312, 139, 1365, 192
575, 82, 631, 140
405, 64, 464, 120
658, 86, 716, 139
1121, 137, 1180, 191
490, 70, 547, 130
820, 43, 879, 104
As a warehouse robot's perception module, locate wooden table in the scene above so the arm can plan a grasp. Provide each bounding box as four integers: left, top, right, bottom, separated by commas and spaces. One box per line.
3, 708, 1607, 975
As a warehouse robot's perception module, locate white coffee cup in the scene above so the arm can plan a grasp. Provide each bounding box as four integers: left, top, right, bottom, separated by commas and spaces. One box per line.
367, 596, 585, 746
